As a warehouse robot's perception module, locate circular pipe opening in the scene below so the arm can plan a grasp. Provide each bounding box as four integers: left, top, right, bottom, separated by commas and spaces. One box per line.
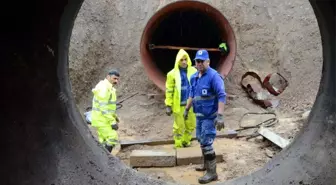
140, 1, 237, 90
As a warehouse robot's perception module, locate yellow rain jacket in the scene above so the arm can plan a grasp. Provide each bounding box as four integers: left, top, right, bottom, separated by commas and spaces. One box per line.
91, 79, 118, 146
165, 49, 197, 148
165, 49, 197, 112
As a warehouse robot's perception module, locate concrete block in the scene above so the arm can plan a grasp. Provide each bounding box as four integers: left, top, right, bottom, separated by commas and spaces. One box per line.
130, 149, 176, 167
176, 147, 223, 166
258, 128, 290, 148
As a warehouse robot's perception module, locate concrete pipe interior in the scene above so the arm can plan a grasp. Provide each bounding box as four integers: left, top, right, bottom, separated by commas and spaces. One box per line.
140, 1, 236, 90
2, 0, 336, 185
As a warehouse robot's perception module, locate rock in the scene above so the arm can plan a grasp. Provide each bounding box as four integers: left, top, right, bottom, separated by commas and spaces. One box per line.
255, 136, 265, 143
302, 110, 311, 120
127, 131, 134, 136
265, 148, 274, 158
227, 94, 238, 101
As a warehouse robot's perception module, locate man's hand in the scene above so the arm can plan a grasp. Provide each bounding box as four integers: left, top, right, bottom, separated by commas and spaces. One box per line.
111, 123, 119, 130
183, 109, 189, 120
215, 114, 225, 131
166, 106, 172, 116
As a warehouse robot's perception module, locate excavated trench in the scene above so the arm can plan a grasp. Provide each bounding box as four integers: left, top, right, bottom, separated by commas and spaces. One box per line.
1, 0, 336, 185
140, 1, 236, 90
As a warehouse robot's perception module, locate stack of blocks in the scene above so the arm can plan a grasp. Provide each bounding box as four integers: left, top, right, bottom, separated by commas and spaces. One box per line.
130, 147, 223, 167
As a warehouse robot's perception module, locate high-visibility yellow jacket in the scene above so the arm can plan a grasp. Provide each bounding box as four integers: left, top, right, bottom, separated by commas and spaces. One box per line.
91, 79, 117, 127
165, 49, 197, 113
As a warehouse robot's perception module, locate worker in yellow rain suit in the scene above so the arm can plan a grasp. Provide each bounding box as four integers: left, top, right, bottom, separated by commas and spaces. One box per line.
165, 49, 197, 148
91, 70, 120, 152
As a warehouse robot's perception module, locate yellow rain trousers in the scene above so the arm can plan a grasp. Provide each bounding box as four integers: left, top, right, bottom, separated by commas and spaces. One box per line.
91, 79, 119, 147
165, 49, 197, 148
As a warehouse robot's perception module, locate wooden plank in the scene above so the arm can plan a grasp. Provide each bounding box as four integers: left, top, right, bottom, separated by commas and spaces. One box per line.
120, 130, 238, 149
258, 127, 290, 148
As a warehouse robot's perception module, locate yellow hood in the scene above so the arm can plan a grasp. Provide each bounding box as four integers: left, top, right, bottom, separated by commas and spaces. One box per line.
165, 49, 197, 112
174, 49, 192, 69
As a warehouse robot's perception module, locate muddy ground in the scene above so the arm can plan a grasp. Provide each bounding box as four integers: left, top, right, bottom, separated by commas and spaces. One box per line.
115, 138, 277, 184
69, 0, 322, 184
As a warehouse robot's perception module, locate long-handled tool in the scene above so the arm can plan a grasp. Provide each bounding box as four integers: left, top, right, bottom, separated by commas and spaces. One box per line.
148, 44, 221, 52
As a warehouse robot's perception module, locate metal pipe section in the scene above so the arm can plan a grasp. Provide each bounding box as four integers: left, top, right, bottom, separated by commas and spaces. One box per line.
140, 1, 237, 90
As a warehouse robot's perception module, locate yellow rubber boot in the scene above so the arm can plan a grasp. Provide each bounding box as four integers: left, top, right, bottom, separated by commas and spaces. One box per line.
182, 131, 192, 147
174, 134, 184, 148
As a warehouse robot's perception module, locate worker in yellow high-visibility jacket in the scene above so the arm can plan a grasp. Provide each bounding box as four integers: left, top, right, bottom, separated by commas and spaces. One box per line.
165, 49, 197, 148
91, 70, 120, 152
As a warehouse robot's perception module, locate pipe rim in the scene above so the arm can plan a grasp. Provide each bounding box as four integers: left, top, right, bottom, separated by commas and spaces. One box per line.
140, 0, 237, 90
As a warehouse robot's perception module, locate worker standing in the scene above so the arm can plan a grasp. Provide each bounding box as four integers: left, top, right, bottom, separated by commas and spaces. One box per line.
91, 70, 120, 153
165, 49, 197, 148
185, 50, 226, 184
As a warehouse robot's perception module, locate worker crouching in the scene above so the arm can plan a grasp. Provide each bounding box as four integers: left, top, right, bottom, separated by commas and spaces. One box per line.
91, 70, 120, 153
165, 49, 197, 148
185, 50, 226, 184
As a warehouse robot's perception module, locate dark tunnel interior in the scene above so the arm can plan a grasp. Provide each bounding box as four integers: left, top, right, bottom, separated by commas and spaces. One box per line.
149, 8, 226, 74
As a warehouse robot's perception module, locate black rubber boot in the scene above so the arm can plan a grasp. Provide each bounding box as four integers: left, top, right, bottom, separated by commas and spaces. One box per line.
105, 145, 113, 153
195, 150, 206, 171
198, 150, 218, 184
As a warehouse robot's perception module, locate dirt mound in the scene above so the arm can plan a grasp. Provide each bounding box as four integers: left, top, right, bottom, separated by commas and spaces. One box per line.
69, 0, 321, 112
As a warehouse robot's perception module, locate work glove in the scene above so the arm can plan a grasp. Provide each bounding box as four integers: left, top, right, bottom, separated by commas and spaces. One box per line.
183, 110, 189, 120
219, 42, 229, 55
115, 116, 120, 123
215, 114, 225, 131
111, 123, 119, 130
166, 106, 172, 116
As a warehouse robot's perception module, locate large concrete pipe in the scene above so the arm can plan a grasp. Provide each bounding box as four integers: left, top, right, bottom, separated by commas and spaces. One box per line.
1, 0, 335, 185
140, 1, 236, 90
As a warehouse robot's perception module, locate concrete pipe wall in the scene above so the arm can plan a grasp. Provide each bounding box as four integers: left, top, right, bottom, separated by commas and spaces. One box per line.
1, 0, 335, 185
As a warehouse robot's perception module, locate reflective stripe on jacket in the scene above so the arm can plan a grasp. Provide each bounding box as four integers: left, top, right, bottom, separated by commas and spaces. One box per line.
189, 67, 226, 118
165, 49, 197, 113
91, 79, 117, 127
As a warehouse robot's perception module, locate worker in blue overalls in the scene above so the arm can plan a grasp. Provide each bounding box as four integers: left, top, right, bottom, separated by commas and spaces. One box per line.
184, 49, 226, 184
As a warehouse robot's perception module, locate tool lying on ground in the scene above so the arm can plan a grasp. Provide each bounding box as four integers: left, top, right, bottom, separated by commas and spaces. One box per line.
116, 92, 139, 109
241, 71, 289, 108
235, 112, 278, 140
120, 131, 238, 149
84, 92, 139, 124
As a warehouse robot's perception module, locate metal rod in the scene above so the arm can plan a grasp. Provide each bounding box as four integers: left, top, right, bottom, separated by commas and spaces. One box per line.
149, 44, 220, 52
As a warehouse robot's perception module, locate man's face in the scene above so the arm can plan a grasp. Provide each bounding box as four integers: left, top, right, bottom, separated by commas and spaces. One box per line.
179, 56, 188, 68
107, 75, 119, 85
195, 59, 210, 72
